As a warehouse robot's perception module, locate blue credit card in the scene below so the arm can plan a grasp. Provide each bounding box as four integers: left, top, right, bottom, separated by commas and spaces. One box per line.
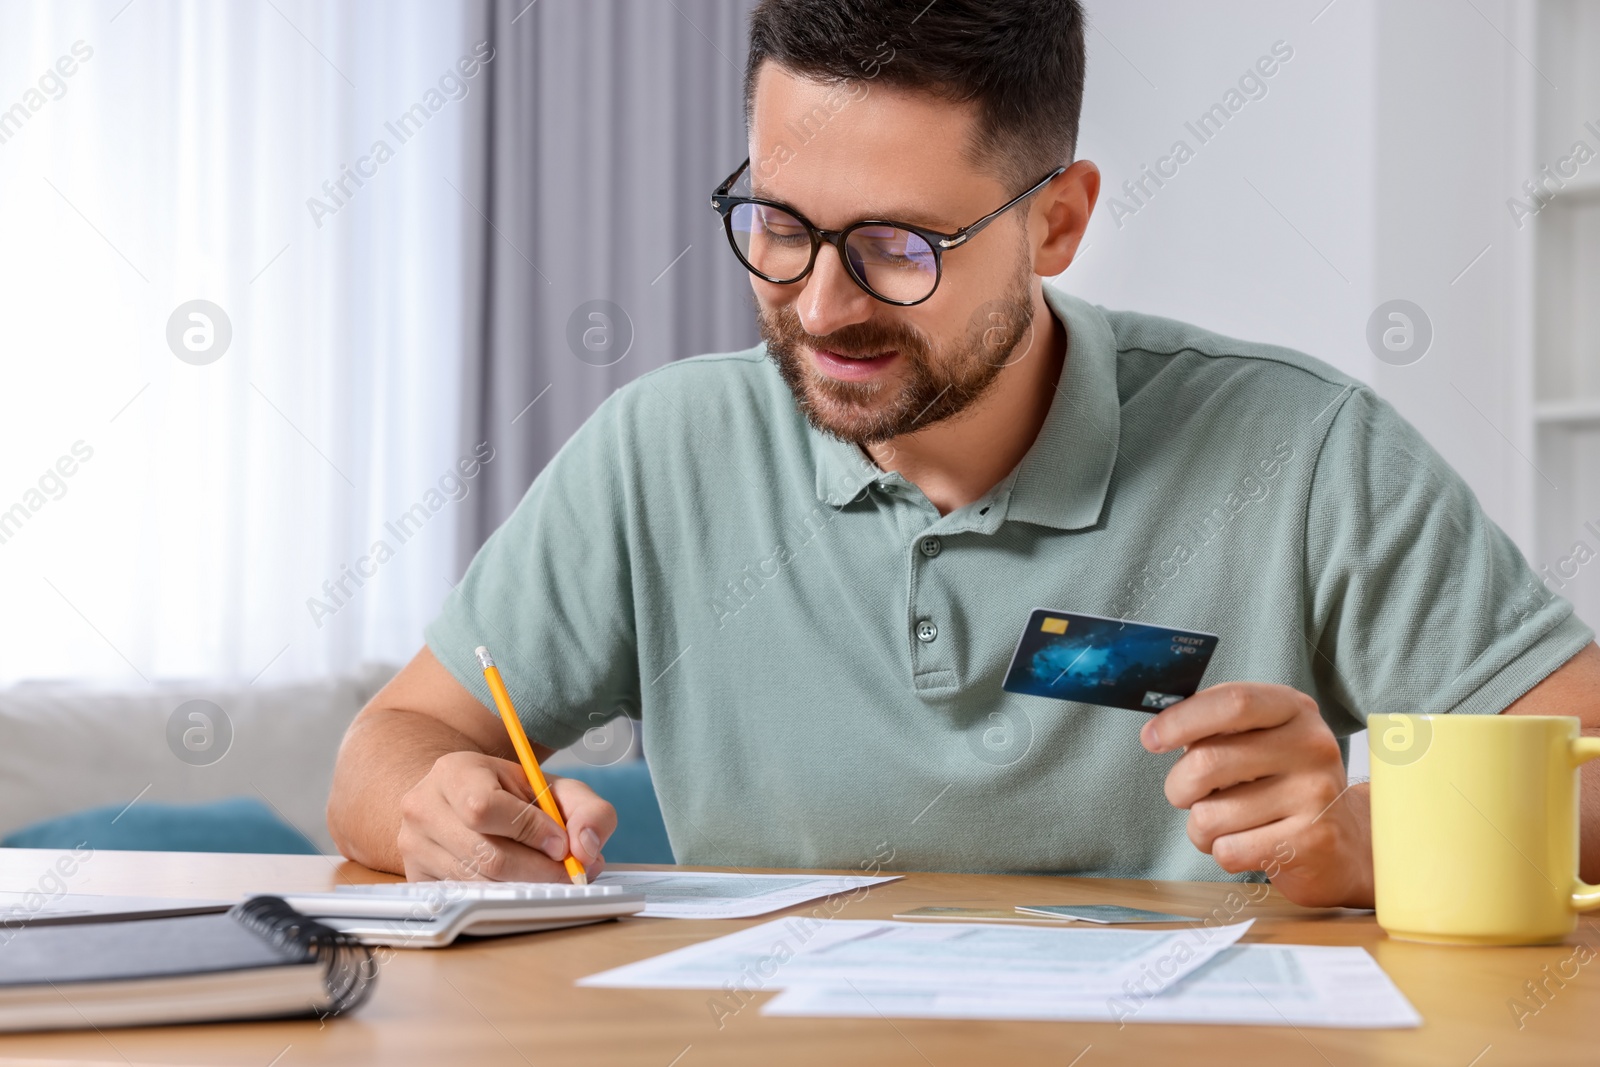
1001, 609, 1220, 713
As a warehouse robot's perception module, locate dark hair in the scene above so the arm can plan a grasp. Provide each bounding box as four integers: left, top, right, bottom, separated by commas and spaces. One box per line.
743, 0, 1087, 193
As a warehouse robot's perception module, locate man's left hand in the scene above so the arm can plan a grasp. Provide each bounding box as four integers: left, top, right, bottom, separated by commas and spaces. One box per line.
1140, 681, 1372, 908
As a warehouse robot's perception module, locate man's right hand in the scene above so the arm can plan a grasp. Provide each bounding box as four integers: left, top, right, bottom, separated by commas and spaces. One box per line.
396, 750, 618, 882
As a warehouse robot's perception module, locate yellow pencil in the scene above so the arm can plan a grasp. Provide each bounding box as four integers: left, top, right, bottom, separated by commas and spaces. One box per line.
474, 645, 587, 885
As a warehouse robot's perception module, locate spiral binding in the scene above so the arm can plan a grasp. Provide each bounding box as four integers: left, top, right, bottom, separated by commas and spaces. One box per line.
231, 896, 377, 1017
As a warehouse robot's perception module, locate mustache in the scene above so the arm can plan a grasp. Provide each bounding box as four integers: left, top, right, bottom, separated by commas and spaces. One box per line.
762, 307, 926, 361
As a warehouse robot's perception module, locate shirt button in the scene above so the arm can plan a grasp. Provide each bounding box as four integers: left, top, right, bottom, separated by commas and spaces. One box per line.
919, 536, 942, 558
915, 618, 939, 643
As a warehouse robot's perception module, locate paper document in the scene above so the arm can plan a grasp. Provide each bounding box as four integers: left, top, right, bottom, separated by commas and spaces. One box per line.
591, 871, 900, 919
762, 943, 1421, 1029
580, 916, 1251, 998
1015, 904, 1201, 924
893, 906, 1078, 923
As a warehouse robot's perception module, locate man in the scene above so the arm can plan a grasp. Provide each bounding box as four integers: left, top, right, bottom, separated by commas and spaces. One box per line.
327, 0, 1600, 908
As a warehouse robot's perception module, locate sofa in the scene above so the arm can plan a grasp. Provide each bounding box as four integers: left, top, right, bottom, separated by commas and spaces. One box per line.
0, 664, 671, 863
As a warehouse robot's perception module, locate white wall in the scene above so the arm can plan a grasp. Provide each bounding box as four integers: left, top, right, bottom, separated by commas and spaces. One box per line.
1065, 1, 1555, 780
1068, 0, 1377, 392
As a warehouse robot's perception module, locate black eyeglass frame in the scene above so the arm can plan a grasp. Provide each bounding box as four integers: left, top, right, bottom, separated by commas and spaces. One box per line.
709, 157, 1068, 307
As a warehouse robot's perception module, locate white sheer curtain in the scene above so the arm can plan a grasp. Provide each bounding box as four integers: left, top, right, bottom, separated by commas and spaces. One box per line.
0, 0, 486, 684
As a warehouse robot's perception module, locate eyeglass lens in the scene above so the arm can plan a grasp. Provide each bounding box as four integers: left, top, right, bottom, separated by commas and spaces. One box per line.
728, 202, 938, 302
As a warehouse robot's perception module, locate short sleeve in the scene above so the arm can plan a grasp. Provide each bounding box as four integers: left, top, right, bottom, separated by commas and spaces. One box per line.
1304, 387, 1594, 721
425, 394, 638, 749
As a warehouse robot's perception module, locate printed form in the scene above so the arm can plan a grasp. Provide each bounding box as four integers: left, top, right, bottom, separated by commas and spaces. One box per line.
592, 871, 901, 919
580, 916, 1253, 998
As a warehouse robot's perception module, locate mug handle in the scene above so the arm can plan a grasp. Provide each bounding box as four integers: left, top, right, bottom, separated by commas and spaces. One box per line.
1570, 738, 1600, 912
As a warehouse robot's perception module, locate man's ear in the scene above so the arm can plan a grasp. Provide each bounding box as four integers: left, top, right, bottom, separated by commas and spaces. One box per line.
1033, 159, 1099, 276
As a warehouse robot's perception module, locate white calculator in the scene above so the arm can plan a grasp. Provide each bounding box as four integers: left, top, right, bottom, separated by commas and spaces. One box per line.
271, 882, 646, 948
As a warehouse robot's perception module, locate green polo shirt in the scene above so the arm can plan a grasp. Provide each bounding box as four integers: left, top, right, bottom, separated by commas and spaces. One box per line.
426, 283, 1593, 881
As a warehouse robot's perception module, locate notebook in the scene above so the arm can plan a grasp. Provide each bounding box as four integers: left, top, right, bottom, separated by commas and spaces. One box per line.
0, 892, 232, 926
275, 880, 646, 947
0, 896, 375, 1032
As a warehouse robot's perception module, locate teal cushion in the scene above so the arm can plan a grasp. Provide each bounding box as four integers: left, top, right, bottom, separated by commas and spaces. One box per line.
553, 759, 673, 865
1, 796, 320, 854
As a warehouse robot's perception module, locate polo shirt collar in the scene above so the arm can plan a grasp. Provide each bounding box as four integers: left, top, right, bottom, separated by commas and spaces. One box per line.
808, 283, 1121, 529
813, 423, 880, 509
1006, 284, 1121, 530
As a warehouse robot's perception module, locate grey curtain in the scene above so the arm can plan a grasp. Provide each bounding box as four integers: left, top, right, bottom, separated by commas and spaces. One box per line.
455, 0, 761, 572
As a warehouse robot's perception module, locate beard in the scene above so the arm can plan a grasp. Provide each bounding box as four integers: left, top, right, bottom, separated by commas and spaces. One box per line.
756, 258, 1037, 446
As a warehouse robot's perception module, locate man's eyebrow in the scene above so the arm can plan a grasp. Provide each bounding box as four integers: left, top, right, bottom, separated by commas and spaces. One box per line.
748, 185, 951, 231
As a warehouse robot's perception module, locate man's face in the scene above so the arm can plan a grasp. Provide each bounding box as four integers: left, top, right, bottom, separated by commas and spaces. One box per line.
747, 62, 1040, 446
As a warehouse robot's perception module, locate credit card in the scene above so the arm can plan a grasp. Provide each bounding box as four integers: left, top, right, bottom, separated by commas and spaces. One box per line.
1001, 609, 1220, 713
1014, 904, 1200, 924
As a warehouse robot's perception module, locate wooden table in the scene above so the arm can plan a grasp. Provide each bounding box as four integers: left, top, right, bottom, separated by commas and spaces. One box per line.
0, 849, 1595, 1066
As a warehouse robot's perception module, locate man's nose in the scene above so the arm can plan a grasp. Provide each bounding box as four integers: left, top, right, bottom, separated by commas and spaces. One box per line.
795, 241, 876, 338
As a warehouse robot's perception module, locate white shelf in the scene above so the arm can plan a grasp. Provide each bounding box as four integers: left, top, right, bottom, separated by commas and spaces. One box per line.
1527, 0, 1600, 634
1535, 399, 1600, 425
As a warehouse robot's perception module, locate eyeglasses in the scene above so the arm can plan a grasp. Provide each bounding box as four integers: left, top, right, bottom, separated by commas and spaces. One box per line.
709, 158, 1067, 306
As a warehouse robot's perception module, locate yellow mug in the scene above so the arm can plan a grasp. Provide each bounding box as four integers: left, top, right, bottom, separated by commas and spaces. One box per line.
1369, 713, 1600, 945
